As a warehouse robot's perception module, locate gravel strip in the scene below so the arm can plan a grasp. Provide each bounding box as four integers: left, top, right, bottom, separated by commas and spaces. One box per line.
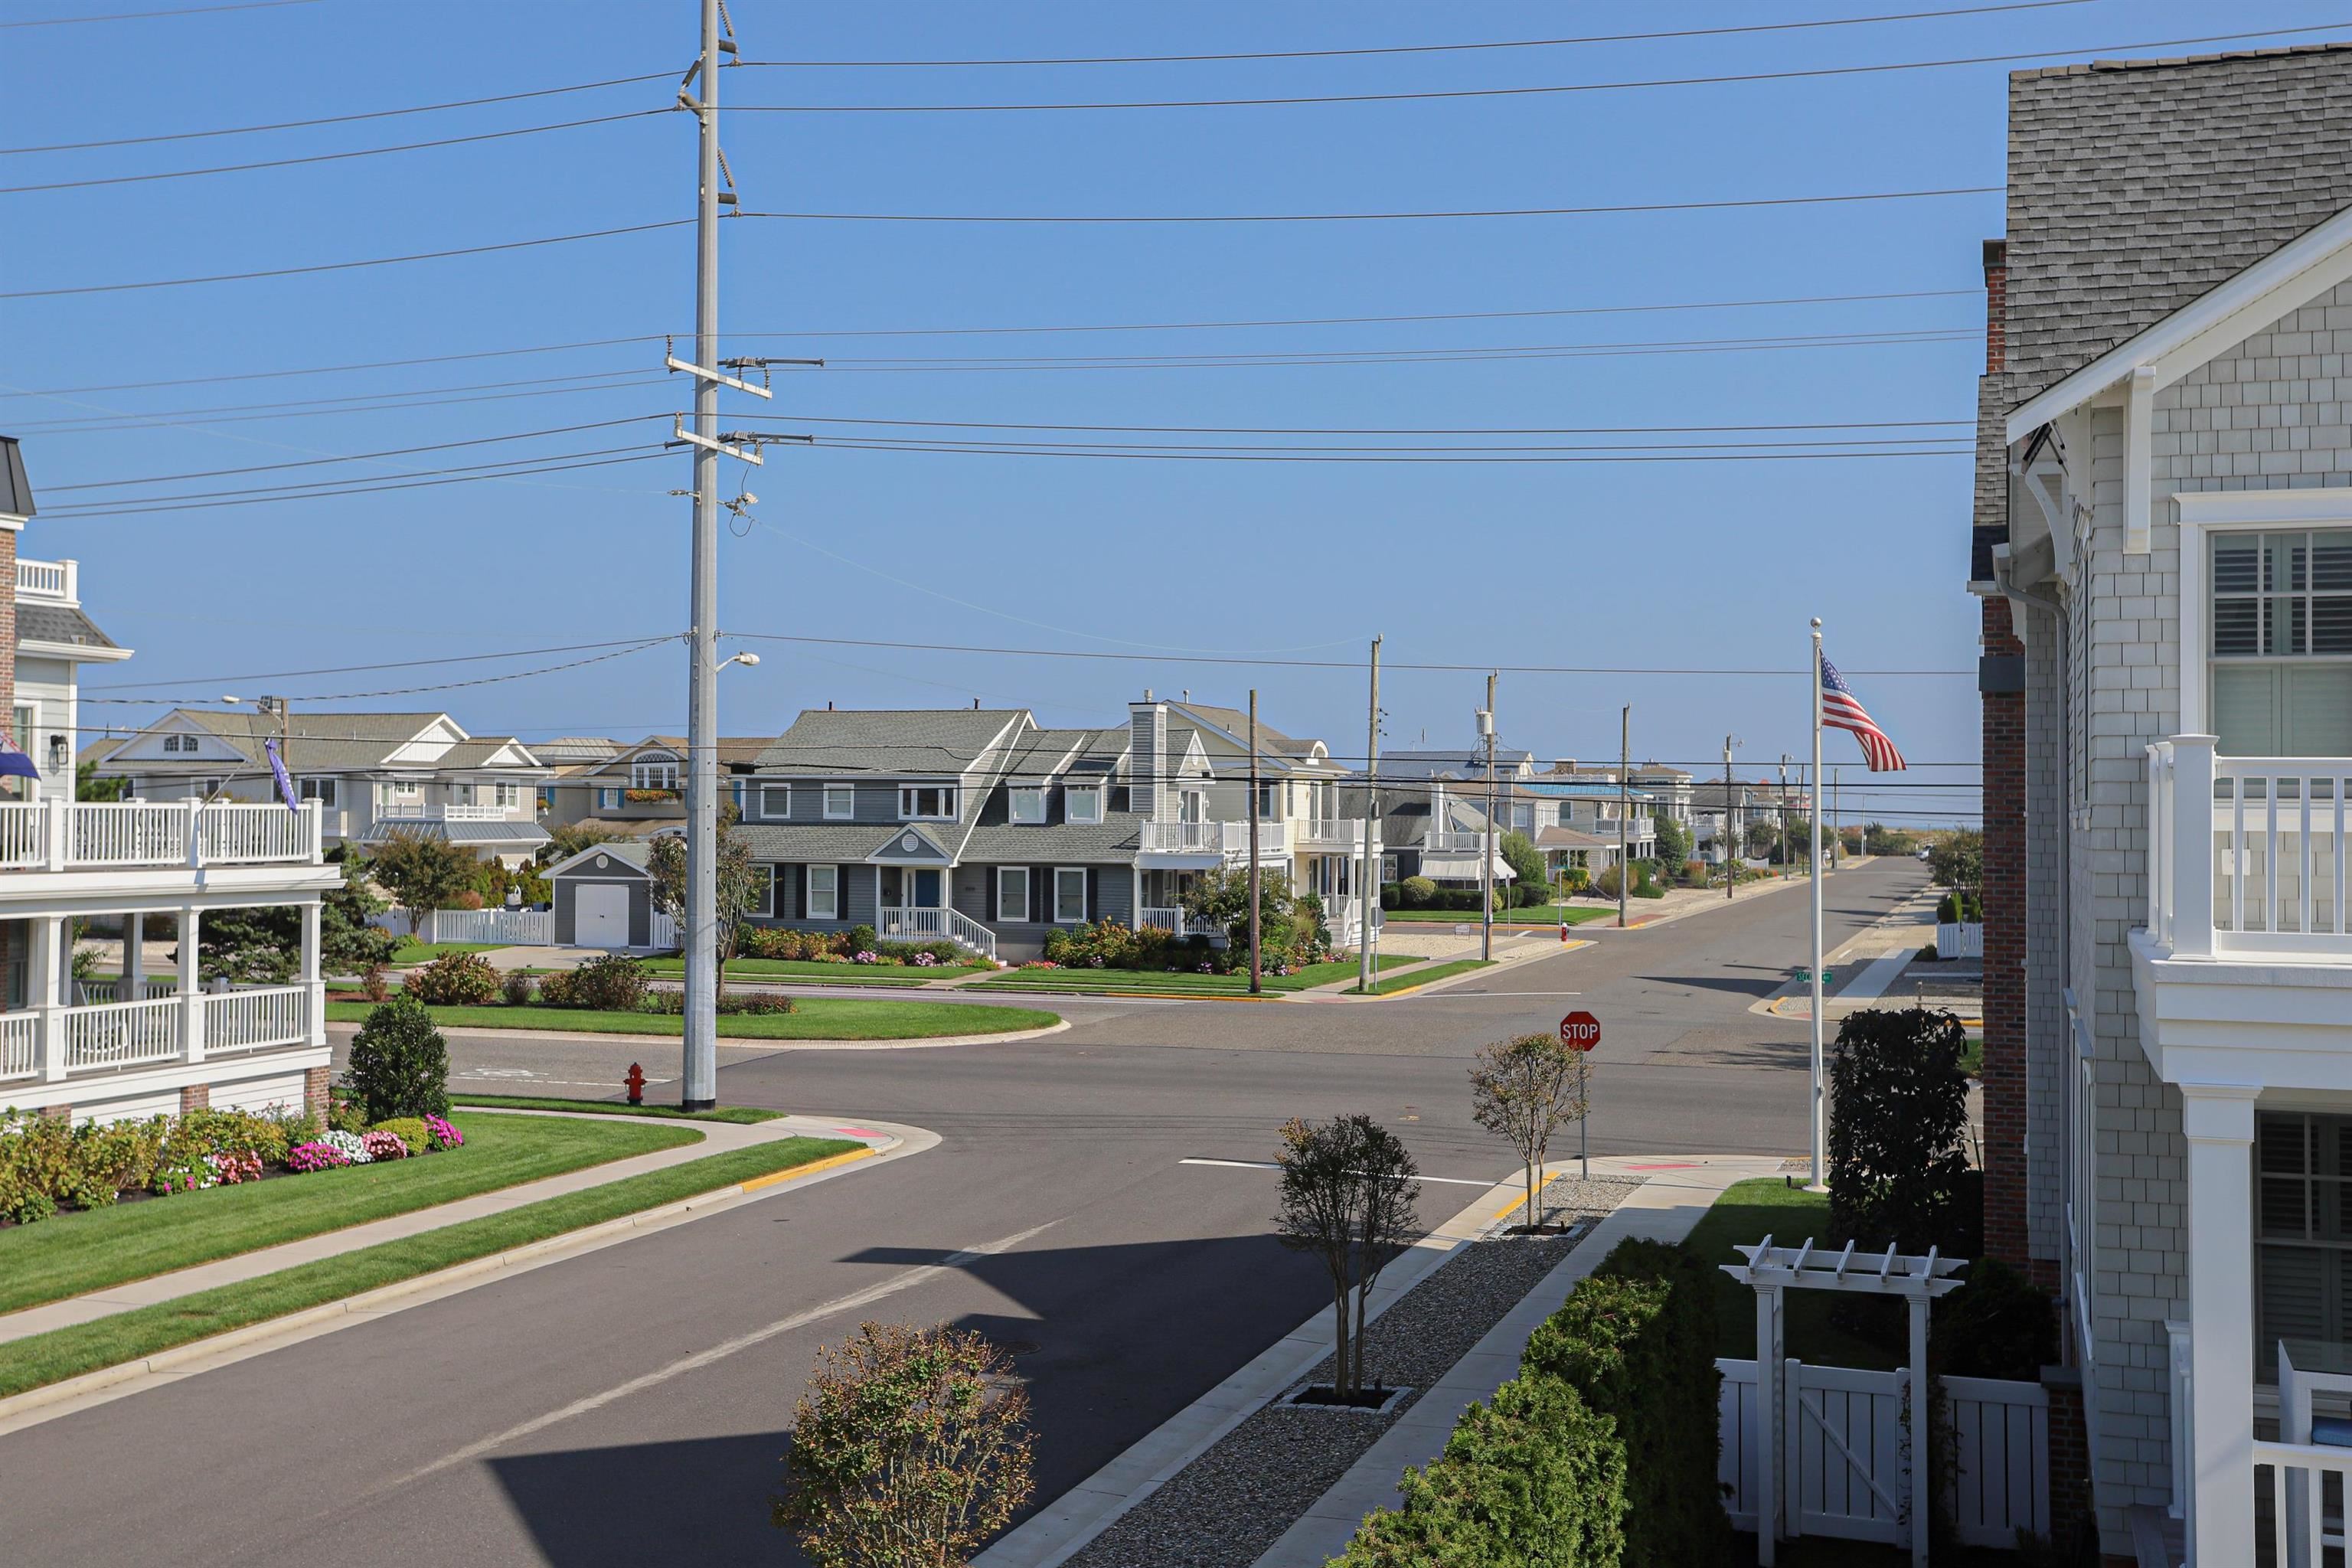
1063, 1174, 1643, 1568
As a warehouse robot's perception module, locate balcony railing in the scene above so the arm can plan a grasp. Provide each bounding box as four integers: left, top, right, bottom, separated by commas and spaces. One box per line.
1426, 828, 1494, 853
874, 905, 998, 959
1294, 818, 1374, 849
1139, 821, 1290, 857
15, 557, 76, 604
0, 800, 321, 874
379, 802, 514, 822
0, 984, 312, 1086
2147, 737, 2352, 956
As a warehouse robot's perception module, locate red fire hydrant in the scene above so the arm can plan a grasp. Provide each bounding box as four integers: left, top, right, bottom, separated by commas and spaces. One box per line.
624, 1062, 646, 1106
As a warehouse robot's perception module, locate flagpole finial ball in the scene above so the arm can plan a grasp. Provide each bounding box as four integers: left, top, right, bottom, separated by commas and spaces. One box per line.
1811, 617, 1821, 629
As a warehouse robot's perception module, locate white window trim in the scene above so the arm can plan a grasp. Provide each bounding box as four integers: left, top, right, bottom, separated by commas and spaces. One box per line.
630, 760, 679, 792
898, 784, 959, 821
598, 787, 622, 810
749, 864, 776, 918
1067, 786, 1104, 825
2177, 488, 2352, 739
807, 864, 840, 920
997, 866, 1030, 923
299, 776, 338, 806
1053, 865, 1087, 924
823, 783, 855, 821
495, 781, 521, 808
1009, 786, 1047, 825
761, 782, 792, 819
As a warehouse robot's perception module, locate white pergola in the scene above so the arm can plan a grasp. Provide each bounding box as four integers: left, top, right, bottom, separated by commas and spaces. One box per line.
1723, 1236, 1969, 1568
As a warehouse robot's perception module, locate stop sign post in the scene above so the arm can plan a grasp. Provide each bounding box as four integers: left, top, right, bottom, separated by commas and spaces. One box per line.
1559, 1012, 1599, 1179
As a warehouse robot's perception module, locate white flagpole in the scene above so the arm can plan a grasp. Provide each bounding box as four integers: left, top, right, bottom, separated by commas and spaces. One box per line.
1808, 618, 1828, 1192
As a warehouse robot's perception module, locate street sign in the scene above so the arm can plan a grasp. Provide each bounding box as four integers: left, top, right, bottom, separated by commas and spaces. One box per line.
1559, 1010, 1601, 1052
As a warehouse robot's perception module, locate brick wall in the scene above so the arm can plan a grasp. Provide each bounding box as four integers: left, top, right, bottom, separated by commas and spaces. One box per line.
1982, 591, 2030, 1271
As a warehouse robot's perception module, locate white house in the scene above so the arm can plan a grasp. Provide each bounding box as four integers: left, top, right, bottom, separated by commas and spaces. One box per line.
1975, 43, 2352, 1565
0, 437, 341, 1125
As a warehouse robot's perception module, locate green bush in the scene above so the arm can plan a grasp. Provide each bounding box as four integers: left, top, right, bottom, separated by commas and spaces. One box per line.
566, 953, 650, 1012
1040, 920, 1173, 971
1829, 1008, 1974, 1254
371, 1116, 430, 1156
1521, 1238, 1732, 1567
1398, 875, 1438, 910
1936, 890, 1984, 924
1334, 1372, 1627, 1566
845, 923, 877, 955
404, 951, 501, 1006
501, 969, 537, 1007
639, 988, 796, 1016
0, 1112, 76, 1223
1933, 1256, 2057, 1381
344, 994, 452, 1122
534, 969, 575, 1006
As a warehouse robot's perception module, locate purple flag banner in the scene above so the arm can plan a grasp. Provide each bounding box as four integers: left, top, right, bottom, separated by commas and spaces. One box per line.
264, 736, 300, 813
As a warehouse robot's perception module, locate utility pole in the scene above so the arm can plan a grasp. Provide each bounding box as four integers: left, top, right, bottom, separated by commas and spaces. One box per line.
1479, 674, 1496, 962
1779, 753, 1791, 880
1724, 737, 1737, 900
1357, 636, 1381, 996
1616, 705, 1629, 929
1832, 766, 1842, 869
1248, 689, 1262, 995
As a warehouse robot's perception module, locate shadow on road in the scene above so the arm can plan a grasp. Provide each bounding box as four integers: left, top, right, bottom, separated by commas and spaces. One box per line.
1639, 972, 1788, 998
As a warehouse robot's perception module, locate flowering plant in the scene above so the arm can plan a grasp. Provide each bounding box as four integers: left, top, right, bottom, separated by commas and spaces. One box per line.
150, 1153, 214, 1195
913, 952, 937, 967
286, 1140, 350, 1173
423, 1114, 464, 1152
1018, 959, 1059, 970
319, 1129, 373, 1165
360, 1129, 409, 1161
853, 950, 880, 965
206, 1150, 265, 1185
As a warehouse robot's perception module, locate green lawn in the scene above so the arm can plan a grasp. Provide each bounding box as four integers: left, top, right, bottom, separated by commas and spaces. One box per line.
1380, 904, 1615, 926
325, 998, 1059, 1040
972, 953, 1423, 996
388, 939, 505, 965
1684, 1177, 1899, 1370
0, 1133, 860, 1400
450, 1094, 784, 1124
1348, 958, 1494, 995
0, 1112, 697, 1319
641, 956, 991, 986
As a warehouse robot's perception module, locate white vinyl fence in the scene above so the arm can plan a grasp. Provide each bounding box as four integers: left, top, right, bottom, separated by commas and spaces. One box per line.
1935, 922, 1984, 960
371, 907, 678, 949
1718, 1358, 2048, 1550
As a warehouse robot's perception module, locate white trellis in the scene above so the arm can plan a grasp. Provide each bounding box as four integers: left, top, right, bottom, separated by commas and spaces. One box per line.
1723, 1236, 1968, 1567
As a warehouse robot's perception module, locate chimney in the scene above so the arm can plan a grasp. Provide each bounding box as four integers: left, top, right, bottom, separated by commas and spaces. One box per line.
1982, 237, 2007, 374
827, 700, 834, 711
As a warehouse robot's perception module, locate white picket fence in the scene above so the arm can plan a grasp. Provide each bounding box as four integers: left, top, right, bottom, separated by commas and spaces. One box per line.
371, 906, 678, 950
1935, 922, 1984, 960
1718, 1358, 2048, 1549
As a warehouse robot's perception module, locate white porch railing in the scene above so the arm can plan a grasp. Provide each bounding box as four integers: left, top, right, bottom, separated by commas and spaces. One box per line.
15, 557, 75, 603
2148, 737, 2352, 957
0, 800, 322, 873
1138, 906, 1220, 940
2255, 1439, 2350, 1568
61, 995, 182, 1071
874, 905, 998, 959
1426, 828, 1494, 853
1295, 818, 1373, 849
380, 802, 514, 823
203, 985, 309, 1055
0, 1013, 35, 1082
1139, 820, 1290, 857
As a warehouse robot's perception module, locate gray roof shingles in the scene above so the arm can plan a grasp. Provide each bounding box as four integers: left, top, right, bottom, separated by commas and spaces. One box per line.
18, 603, 118, 651
753, 709, 1027, 776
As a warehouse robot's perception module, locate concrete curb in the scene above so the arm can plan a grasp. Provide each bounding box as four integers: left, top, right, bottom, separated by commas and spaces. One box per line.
0, 1114, 936, 1439
328, 1017, 1071, 1052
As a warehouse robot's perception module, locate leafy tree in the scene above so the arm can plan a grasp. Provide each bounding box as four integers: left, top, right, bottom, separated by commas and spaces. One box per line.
1828, 1007, 1972, 1254
74, 760, 127, 802
1469, 1033, 1588, 1232
1928, 828, 1984, 894
1498, 830, 1551, 906
343, 993, 450, 1121
1277, 1113, 1421, 1399
197, 854, 400, 984
323, 854, 400, 976
541, 820, 625, 865
1863, 822, 1919, 857
1179, 864, 1306, 959
773, 1321, 1035, 1568
1651, 812, 1691, 870
648, 802, 763, 987
368, 828, 477, 937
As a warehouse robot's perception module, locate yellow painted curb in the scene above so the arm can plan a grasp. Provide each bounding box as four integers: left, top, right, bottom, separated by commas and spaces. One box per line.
741, 1145, 876, 1192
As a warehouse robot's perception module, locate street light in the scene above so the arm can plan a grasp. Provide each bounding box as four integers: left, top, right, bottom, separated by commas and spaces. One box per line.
718, 651, 761, 672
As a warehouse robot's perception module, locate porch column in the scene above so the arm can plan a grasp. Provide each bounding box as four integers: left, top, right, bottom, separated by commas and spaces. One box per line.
178, 906, 204, 1065
122, 917, 145, 1004
299, 898, 324, 1048
2181, 1081, 2259, 1566
34, 914, 64, 1082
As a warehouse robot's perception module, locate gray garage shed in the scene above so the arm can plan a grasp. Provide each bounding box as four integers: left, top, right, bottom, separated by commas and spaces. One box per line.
547, 840, 659, 949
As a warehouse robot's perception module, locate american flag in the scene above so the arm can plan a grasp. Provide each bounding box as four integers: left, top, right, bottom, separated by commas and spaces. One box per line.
1820, 655, 1906, 772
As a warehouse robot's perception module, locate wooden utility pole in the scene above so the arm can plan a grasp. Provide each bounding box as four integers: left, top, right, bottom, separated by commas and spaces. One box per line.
1249, 689, 1262, 995
1725, 737, 1737, 900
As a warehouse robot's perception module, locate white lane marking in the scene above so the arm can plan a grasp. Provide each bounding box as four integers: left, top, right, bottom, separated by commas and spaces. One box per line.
390, 1217, 1063, 1489
1178, 1158, 1497, 1187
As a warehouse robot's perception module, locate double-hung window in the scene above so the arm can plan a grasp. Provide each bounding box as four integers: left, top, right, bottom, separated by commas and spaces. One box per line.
299, 777, 338, 807
495, 782, 521, 808
900, 785, 957, 819
1066, 786, 1103, 825
761, 783, 791, 819
2213, 530, 2352, 756
2256, 1110, 2352, 1376
598, 787, 622, 811
747, 864, 775, 918
823, 784, 855, 820
807, 864, 840, 920
1009, 786, 1047, 824
997, 866, 1030, 922
1054, 867, 1087, 923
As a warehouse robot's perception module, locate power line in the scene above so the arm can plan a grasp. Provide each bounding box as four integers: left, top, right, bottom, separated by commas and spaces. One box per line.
40, 450, 668, 517
730, 2, 2092, 67
801, 438, 1969, 465
45, 420, 667, 492
6, 368, 656, 429
735, 187, 2000, 224
85, 635, 679, 691
745, 413, 1971, 436
722, 23, 2352, 113
800, 325, 1973, 368
0, 109, 667, 194
0, 335, 665, 398
1, 219, 688, 301
0, 0, 321, 28
80, 638, 677, 706
12, 377, 671, 433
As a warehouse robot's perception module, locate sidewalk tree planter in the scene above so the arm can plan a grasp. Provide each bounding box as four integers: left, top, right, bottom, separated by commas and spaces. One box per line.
1276, 1112, 1420, 1403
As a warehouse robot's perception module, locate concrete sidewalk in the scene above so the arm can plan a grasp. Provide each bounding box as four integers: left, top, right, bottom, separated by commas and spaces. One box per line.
0, 1109, 898, 1348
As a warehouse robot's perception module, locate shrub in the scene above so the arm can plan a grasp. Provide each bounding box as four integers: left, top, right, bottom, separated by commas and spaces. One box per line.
423, 1113, 464, 1152
318, 1129, 373, 1165
640, 988, 796, 1016
0, 1111, 76, 1223
1936, 890, 1984, 924
360, 1129, 409, 1161
845, 923, 877, 955
566, 953, 649, 1012
372, 1116, 430, 1156
404, 951, 501, 1006
534, 969, 575, 1007
501, 969, 537, 1008
361, 962, 390, 1004
287, 1139, 350, 1173
207, 1149, 265, 1185
68, 1116, 165, 1206
453, 889, 485, 911
1828, 1007, 1973, 1254
1933, 1256, 2058, 1381
1591, 864, 1622, 900
1398, 875, 1438, 910
1560, 865, 1590, 894
344, 994, 452, 1122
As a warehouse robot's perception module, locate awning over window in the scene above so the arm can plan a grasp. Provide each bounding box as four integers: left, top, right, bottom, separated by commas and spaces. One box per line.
1417, 850, 1514, 881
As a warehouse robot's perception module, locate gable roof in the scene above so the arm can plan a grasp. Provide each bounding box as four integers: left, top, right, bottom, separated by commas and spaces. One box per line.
1165, 701, 1329, 766
122, 710, 544, 773
2004, 43, 2352, 404
753, 708, 1028, 776
545, 840, 654, 879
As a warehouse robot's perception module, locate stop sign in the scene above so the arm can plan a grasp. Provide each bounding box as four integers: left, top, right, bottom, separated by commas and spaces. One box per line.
1559, 1011, 1601, 1052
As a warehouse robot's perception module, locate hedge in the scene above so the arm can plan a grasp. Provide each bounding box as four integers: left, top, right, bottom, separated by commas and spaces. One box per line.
1333, 1236, 1726, 1567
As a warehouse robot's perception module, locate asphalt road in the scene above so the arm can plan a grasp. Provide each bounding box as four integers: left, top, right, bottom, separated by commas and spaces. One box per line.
1, 858, 1922, 1566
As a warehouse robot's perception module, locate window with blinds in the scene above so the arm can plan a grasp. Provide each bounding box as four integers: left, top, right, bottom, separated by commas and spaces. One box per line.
2214, 531, 2352, 756
2257, 1110, 2352, 1377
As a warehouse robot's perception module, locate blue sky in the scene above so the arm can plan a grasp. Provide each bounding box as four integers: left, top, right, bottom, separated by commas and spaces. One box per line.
4, 0, 2337, 825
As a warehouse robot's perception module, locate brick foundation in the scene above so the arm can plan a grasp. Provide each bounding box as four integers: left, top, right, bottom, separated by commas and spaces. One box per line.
38, 1103, 69, 1120
2043, 1369, 2096, 1553
304, 1065, 330, 1120
178, 1083, 210, 1115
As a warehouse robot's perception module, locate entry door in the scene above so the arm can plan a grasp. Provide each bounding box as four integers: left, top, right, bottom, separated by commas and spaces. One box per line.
910, 868, 942, 907
576, 883, 629, 948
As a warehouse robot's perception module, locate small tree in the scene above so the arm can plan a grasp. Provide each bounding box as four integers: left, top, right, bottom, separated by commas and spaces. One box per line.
1926, 828, 1983, 897
1469, 1033, 1589, 1232
1651, 812, 1691, 871
1828, 1007, 1972, 1253
369, 828, 478, 937
648, 802, 762, 986
74, 760, 127, 802
1498, 830, 1551, 906
1180, 864, 1304, 958
773, 1321, 1035, 1568
1276, 1113, 1421, 1399
344, 993, 450, 1121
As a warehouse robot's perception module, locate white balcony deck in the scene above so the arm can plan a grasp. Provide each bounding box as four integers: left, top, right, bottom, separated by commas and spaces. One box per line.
15, 557, 77, 604
0, 984, 314, 1089
377, 802, 519, 824
2146, 738, 2352, 958
1139, 821, 1292, 858
0, 800, 321, 874
1292, 817, 1375, 850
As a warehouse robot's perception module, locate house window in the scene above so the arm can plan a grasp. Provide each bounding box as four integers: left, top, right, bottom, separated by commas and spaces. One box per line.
299, 778, 338, 807
1256, 782, 1279, 820
1176, 789, 1204, 825
632, 760, 679, 791
761, 783, 791, 819
598, 787, 622, 811
1009, 786, 1047, 824
495, 782, 520, 808
900, 785, 957, 820
1381, 854, 1398, 881
1054, 867, 1086, 923
1066, 786, 1103, 825
162, 733, 189, 753
748, 864, 775, 918
2256, 1110, 2352, 1376
2213, 530, 2352, 756
824, 784, 854, 820
808, 864, 840, 920
392, 780, 420, 799
997, 866, 1030, 922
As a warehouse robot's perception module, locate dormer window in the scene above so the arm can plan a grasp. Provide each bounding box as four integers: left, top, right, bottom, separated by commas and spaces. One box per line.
1066, 786, 1102, 825
164, 735, 191, 753
632, 760, 678, 792
900, 785, 957, 820
1010, 786, 1047, 824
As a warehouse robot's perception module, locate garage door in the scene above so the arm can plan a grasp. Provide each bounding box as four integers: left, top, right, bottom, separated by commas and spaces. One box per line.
575, 883, 630, 949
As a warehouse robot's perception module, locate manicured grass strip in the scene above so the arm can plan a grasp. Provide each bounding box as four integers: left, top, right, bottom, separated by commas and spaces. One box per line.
325, 998, 1059, 1040
0, 1134, 861, 1401
451, 1094, 784, 1125
1381, 904, 1615, 926
389, 940, 505, 964
1684, 1177, 1897, 1371
642, 956, 989, 985
0, 1113, 697, 1319
1348, 958, 1495, 995
972, 954, 1423, 996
